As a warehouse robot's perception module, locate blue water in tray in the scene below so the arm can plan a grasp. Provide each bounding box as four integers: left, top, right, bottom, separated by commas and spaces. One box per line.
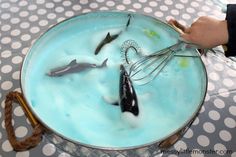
21, 11, 207, 148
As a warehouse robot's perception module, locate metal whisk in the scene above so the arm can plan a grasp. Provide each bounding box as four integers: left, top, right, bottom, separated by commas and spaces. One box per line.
121, 40, 199, 85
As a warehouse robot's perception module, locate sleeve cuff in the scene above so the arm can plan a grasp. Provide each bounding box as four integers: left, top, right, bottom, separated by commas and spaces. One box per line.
225, 4, 236, 57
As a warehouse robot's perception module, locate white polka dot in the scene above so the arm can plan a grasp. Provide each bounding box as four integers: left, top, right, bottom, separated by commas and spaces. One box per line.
207, 82, 215, 91
139, 0, 147, 2
171, 9, 179, 15
133, 3, 142, 9
22, 47, 29, 55
11, 42, 22, 49
204, 93, 210, 101
192, 117, 199, 125
219, 130, 232, 142
223, 78, 234, 87
180, 0, 188, 3
106, 1, 115, 7
2, 140, 13, 152
82, 8, 91, 13
231, 152, 236, 157
1, 50, 12, 58
224, 117, 236, 128
209, 72, 220, 81
11, 29, 21, 36
19, 11, 29, 17
10, 6, 20, 13
191, 1, 199, 7
42, 144, 56, 156
99, 7, 108, 10
1, 24, 11, 31
208, 110, 220, 121
55, 6, 64, 13
65, 11, 74, 17
144, 7, 152, 13
175, 3, 184, 9
58, 152, 71, 157
20, 22, 30, 29
39, 20, 49, 27
214, 143, 227, 156
36, 0, 45, 4
182, 13, 191, 20
30, 27, 40, 34
166, 16, 175, 21
57, 17, 66, 23
11, 18, 20, 25
19, 1, 28, 6
184, 128, 193, 138
12, 56, 23, 64
1, 2, 10, 8
186, 7, 195, 13
1, 65, 12, 74
214, 98, 225, 109
154, 11, 164, 17
174, 140, 187, 151
29, 15, 39, 22
80, 0, 88, 4
1, 13, 11, 20
160, 5, 168, 11
63, 1, 72, 6
202, 6, 210, 12
149, 1, 158, 7
96, 0, 104, 2
16, 151, 30, 157
46, 3, 54, 8
1, 101, 5, 108
15, 126, 28, 138
1, 37, 11, 44
72, 5, 81, 11
197, 11, 207, 16
28, 4, 37, 10
47, 13, 56, 20
227, 69, 236, 77
197, 135, 210, 147
89, 2, 98, 9
123, 0, 131, 5
218, 88, 229, 97
21, 34, 31, 41
205, 0, 213, 5
233, 95, 236, 103
191, 149, 204, 157
165, 0, 173, 5
14, 106, 25, 117
229, 106, 236, 116
1, 81, 13, 90
116, 5, 126, 10
0, 132, 2, 139
37, 9, 47, 15
200, 106, 205, 113
203, 122, 215, 133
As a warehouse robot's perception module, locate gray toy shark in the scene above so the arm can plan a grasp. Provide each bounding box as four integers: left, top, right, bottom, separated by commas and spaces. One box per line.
47, 58, 108, 77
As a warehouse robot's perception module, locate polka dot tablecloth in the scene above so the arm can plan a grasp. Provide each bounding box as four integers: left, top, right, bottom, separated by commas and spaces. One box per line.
0, 0, 236, 157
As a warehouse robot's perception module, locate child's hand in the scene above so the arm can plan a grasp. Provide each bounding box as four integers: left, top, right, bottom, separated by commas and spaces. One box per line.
168, 16, 228, 48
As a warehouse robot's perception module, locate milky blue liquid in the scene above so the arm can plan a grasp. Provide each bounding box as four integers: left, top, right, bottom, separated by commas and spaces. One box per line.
21, 12, 207, 148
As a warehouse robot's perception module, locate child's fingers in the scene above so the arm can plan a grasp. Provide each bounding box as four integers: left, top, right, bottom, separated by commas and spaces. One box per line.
167, 19, 188, 33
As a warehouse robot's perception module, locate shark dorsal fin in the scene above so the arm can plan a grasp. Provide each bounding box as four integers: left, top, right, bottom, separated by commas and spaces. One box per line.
106, 32, 111, 40
69, 59, 77, 66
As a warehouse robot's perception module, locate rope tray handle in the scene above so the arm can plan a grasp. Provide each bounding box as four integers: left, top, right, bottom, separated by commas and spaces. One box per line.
4, 91, 44, 151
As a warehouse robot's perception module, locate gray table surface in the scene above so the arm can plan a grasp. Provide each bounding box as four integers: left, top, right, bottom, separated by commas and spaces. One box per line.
0, 0, 236, 157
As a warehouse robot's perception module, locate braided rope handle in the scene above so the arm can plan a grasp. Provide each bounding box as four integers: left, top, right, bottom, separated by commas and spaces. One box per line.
4, 91, 44, 151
